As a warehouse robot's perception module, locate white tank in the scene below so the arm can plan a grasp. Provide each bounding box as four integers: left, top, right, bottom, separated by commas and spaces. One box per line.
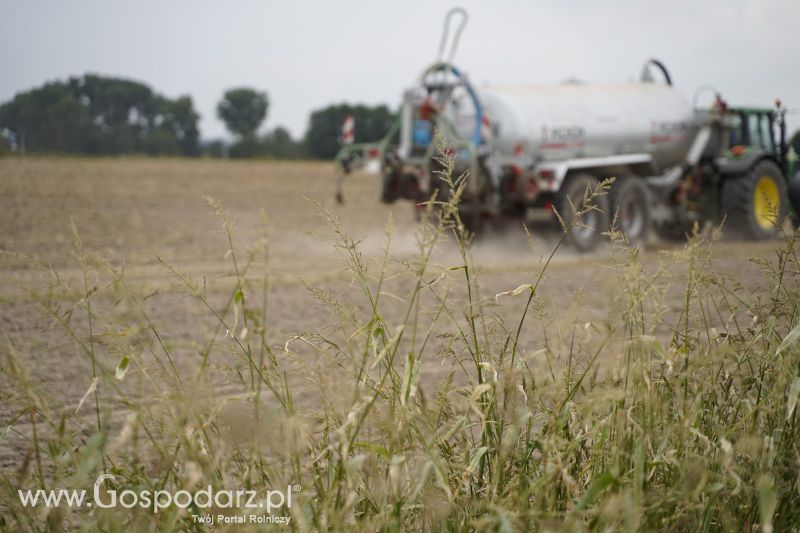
476, 82, 700, 171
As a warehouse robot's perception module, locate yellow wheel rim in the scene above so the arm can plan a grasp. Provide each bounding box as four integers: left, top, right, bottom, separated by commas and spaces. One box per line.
753, 175, 780, 229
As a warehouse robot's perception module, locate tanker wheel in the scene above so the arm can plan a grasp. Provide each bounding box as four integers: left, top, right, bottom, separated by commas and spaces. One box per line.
380, 170, 400, 204
720, 160, 788, 239
654, 222, 689, 242
609, 176, 651, 247
459, 206, 482, 236
555, 173, 610, 252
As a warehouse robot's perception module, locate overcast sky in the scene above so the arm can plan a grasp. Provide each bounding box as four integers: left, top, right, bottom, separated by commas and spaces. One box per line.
2, 0, 799, 140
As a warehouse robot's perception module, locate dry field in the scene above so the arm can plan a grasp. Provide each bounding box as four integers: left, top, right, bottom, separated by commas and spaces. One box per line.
0, 157, 781, 471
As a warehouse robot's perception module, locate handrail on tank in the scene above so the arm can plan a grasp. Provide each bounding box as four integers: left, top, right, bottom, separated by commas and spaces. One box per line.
692, 84, 720, 110
436, 7, 468, 65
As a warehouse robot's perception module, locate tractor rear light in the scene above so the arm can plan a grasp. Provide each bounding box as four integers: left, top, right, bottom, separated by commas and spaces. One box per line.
731, 145, 746, 157
544, 201, 553, 211
367, 148, 380, 158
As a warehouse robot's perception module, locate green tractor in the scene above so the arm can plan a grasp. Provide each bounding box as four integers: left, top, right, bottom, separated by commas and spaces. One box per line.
657, 103, 800, 239
719, 105, 798, 236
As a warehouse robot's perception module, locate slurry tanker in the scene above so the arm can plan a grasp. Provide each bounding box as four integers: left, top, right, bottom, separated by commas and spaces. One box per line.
335, 8, 800, 250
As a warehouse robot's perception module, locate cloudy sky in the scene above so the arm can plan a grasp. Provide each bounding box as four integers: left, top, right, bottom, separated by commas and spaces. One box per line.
2, 0, 799, 140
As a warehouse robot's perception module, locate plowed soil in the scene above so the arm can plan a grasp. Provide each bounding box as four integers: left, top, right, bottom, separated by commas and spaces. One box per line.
0, 157, 781, 470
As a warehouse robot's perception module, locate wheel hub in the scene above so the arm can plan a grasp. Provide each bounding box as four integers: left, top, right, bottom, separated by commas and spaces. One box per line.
753, 175, 780, 230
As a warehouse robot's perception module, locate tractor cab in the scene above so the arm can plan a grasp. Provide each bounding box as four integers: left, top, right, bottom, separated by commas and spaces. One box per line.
727, 108, 777, 153
711, 103, 800, 234
726, 105, 795, 180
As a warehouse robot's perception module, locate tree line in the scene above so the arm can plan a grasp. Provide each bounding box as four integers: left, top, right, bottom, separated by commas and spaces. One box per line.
0, 74, 395, 160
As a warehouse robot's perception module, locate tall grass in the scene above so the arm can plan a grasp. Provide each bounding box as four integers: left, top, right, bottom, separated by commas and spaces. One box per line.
1, 147, 799, 531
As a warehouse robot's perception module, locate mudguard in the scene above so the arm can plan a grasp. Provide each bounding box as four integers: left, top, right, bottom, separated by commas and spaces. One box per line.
715, 149, 775, 177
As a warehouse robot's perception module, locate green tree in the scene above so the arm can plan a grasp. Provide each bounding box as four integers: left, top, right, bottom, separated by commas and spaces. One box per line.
0, 81, 93, 153
217, 88, 268, 139
0, 74, 200, 155
305, 103, 395, 159
262, 126, 306, 159
149, 95, 200, 156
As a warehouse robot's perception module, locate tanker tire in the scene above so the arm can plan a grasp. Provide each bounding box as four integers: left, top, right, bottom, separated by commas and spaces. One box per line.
654, 222, 688, 242
555, 173, 610, 252
380, 171, 400, 204
609, 176, 651, 247
458, 202, 483, 237
720, 160, 788, 240
381, 171, 418, 204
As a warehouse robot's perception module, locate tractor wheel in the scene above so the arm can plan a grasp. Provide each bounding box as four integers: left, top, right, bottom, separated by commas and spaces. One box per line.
609, 176, 651, 247
554, 173, 610, 252
720, 160, 788, 239
789, 172, 800, 229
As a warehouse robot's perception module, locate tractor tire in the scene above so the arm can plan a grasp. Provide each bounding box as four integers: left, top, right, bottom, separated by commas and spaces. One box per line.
789, 172, 800, 229
609, 176, 651, 247
720, 159, 789, 239
554, 173, 610, 252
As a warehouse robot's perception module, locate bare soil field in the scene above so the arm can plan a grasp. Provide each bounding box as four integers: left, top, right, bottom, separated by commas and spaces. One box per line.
0, 156, 782, 471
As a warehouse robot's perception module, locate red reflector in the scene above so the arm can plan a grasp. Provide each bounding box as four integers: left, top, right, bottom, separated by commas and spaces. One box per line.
367, 148, 380, 158
419, 98, 435, 120
544, 201, 553, 210
539, 169, 555, 180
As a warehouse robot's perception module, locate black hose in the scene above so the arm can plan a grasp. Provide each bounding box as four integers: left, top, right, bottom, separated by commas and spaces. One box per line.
644, 58, 673, 86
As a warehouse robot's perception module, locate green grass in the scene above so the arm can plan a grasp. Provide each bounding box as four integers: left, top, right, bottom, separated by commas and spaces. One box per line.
1, 148, 799, 531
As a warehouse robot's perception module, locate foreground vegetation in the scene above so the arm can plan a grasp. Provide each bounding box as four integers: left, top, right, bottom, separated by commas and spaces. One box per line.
1, 151, 799, 531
